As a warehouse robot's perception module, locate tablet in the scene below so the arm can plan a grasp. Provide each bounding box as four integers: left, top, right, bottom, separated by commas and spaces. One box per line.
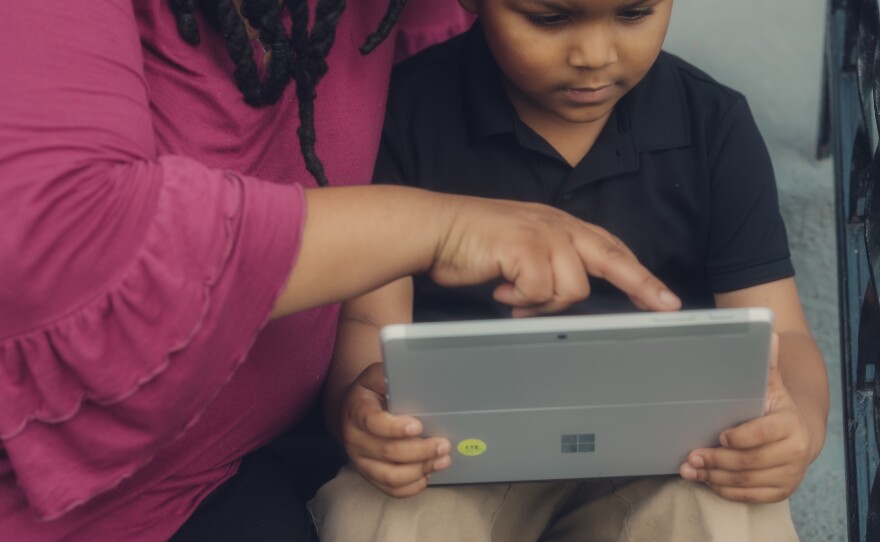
380, 308, 773, 485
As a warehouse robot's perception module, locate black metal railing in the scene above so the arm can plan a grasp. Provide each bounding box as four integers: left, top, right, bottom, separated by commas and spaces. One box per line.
819, 0, 880, 539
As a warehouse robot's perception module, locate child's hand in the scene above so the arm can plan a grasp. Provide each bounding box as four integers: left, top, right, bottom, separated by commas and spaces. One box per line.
339, 362, 452, 498
678, 334, 813, 503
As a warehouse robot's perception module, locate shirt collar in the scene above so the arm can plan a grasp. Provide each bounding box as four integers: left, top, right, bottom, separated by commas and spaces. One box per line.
461, 22, 691, 154
621, 53, 692, 152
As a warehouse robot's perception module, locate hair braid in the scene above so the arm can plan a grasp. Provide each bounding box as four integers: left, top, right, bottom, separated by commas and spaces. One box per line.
208, 0, 265, 105
286, 0, 311, 51
309, 0, 346, 77
239, 0, 264, 26
169, 0, 409, 186
247, 0, 293, 104
169, 0, 200, 45
286, 0, 346, 186
360, 0, 406, 54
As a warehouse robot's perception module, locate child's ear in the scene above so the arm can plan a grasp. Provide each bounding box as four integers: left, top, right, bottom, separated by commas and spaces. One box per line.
458, 0, 478, 14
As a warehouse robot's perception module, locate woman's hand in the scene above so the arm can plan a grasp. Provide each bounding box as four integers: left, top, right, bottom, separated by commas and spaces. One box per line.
274, 186, 681, 317
432, 196, 681, 317
679, 334, 814, 502
340, 362, 452, 497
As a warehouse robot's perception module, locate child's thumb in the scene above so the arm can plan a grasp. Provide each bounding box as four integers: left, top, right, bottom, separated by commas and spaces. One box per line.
765, 333, 785, 410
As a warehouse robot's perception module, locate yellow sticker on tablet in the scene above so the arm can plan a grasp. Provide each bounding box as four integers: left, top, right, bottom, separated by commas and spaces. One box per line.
457, 439, 487, 456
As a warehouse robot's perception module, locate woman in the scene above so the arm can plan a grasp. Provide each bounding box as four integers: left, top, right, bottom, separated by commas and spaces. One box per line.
0, 1, 678, 540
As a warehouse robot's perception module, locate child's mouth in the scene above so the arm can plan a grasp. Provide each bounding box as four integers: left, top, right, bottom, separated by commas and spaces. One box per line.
561, 85, 614, 105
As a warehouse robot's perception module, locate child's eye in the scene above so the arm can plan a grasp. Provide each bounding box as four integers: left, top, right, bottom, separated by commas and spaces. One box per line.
617, 8, 655, 23
527, 14, 571, 27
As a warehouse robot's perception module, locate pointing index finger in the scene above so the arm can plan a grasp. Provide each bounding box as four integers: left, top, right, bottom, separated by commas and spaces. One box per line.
576, 231, 680, 312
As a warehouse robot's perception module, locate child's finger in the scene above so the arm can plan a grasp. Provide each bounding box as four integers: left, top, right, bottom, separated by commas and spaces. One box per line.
356, 362, 389, 398
354, 457, 432, 496
369, 476, 431, 499
353, 398, 423, 439
680, 461, 793, 488
685, 438, 801, 474
355, 436, 450, 465
717, 410, 794, 450
764, 333, 788, 410
426, 453, 452, 473
708, 483, 792, 504
768, 332, 780, 373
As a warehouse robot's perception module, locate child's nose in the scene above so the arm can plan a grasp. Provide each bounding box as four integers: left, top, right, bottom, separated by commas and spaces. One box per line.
566, 27, 618, 70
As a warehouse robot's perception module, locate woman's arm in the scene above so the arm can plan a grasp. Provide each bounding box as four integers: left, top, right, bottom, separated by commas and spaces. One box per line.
273, 186, 682, 318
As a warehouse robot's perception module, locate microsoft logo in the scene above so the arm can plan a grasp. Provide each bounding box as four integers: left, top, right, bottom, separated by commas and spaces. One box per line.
561, 433, 595, 453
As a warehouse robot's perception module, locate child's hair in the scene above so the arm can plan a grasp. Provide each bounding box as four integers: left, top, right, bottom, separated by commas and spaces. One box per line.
168, 0, 407, 186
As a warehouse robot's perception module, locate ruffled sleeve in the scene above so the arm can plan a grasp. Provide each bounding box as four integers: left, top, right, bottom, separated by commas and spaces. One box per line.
0, 1, 304, 520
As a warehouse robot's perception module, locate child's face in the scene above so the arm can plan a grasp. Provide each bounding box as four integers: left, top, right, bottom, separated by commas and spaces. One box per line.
461, 0, 672, 126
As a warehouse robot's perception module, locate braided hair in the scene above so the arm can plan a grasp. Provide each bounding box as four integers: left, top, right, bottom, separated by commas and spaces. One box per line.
169, 0, 407, 186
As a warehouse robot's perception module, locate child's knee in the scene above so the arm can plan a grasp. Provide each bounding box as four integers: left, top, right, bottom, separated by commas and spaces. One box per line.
309, 464, 507, 542
616, 477, 798, 542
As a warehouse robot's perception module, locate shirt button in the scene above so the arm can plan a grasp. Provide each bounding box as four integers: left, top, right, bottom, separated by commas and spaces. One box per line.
561, 193, 573, 202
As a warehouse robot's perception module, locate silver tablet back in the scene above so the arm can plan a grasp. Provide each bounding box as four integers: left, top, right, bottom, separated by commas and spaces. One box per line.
380, 308, 773, 485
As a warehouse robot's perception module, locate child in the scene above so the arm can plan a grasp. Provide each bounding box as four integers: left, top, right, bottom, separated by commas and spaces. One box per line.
310, 0, 828, 540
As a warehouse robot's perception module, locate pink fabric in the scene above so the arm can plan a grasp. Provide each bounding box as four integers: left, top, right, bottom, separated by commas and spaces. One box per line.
0, 1, 472, 540
394, 5, 477, 62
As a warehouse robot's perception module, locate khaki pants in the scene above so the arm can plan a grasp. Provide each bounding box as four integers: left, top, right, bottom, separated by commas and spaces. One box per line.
308, 465, 799, 542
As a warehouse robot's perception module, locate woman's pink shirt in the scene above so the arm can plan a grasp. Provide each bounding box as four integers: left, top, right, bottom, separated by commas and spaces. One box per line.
0, 1, 471, 540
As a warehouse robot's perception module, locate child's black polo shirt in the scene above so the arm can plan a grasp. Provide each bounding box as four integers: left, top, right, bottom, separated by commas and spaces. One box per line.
374, 23, 794, 322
